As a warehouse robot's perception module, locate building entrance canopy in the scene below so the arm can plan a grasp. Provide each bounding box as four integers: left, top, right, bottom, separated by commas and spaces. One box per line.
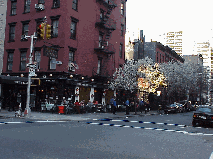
0, 75, 33, 84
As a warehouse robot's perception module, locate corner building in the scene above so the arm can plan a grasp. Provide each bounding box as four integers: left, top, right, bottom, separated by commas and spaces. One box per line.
2, 0, 127, 110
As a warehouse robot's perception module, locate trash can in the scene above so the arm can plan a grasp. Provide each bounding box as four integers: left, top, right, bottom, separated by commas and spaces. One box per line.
58, 105, 65, 114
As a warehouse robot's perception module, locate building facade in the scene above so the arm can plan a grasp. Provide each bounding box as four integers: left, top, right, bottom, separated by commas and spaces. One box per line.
144, 41, 184, 64
0, 0, 7, 74
125, 30, 145, 60
194, 42, 211, 72
2, 0, 127, 110
165, 31, 183, 56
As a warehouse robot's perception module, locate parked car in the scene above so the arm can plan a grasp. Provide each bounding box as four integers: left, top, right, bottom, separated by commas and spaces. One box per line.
192, 106, 213, 127
164, 104, 178, 114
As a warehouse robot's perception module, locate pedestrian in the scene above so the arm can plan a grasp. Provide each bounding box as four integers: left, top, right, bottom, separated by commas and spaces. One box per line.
87, 100, 93, 113
110, 97, 114, 113
125, 99, 130, 115
113, 97, 116, 115
139, 99, 144, 113
74, 100, 80, 114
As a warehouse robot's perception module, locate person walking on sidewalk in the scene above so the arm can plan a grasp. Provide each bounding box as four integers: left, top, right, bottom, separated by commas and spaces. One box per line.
125, 99, 130, 115
113, 97, 117, 115
74, 100, 80, 114
139, 99, 144, 113
110, 97, 114, 113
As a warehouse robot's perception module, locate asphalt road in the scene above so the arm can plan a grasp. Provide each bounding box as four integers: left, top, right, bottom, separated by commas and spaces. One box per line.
0, 111, 212, 159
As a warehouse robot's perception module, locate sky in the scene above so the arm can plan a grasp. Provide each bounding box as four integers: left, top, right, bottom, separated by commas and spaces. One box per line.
126, 0, 213, 55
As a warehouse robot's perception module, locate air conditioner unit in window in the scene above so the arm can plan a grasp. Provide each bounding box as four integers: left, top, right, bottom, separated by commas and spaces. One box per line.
35, 4, 45, 11
56, 61, 62, 65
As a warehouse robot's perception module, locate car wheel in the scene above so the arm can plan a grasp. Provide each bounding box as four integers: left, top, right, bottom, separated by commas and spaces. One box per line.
192, 121, 199, 127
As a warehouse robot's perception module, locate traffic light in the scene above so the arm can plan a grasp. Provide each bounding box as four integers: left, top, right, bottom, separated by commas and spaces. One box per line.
46, 24, 51, 40
37, 23, 45, 40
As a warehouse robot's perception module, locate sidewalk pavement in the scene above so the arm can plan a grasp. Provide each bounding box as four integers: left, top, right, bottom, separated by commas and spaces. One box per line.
0, 109, 159, 121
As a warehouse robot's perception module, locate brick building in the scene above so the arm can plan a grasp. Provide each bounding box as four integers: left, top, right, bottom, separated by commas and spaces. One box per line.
144, 41, 184, 63
2, 0, 127, 110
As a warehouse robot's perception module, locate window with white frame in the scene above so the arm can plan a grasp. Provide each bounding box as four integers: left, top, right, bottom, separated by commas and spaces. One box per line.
50, 57, 56, 69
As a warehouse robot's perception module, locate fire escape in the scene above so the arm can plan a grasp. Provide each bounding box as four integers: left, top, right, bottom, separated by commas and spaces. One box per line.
93, 0, 117, 78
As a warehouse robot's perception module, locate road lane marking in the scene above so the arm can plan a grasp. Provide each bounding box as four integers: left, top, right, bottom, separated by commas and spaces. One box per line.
86, 122, 213, 136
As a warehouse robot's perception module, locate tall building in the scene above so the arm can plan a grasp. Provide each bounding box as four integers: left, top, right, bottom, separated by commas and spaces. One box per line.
0, 0, 7, 74
1, 0, 127, 110
165, 31, 183, 56
125, 30, 145, 60
194, 42, 211, 71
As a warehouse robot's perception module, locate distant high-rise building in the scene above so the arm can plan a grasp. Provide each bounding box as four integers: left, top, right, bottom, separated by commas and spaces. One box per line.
194, 42, 211, 70
165, 31, 183, 56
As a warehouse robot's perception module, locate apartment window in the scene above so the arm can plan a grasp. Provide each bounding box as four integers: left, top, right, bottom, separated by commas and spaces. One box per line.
69, 51, 74, 63
70, 17, 79, 40
6, 50, 14, 71
121, 24, 124, 36
38, 0, 45, 3
19, 49, 28, 71
100, 9, 104, 21
10, 0, 17, 16
52, 0, 60, 8
34, 49, 41, 70
157, 52, 158, 62
121, 3, 124, 15
52, 20, 59, 37
24, 0, 31, 13
99, 34, 103, 48
21, 20, 30, 40
8, 22, 16, 42
97, 58, 102, 74
160, 54, 161, 63
50, 15, 60, 38
119, 43, 123, 58
72, 0, 78, 11
49, 58, 56, 69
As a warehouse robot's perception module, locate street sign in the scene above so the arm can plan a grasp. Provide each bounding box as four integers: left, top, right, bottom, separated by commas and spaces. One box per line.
29, 68, 36, 77
43, 45, 58, 58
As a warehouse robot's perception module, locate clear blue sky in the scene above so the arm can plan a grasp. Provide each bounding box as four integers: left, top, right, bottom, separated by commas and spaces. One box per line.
126, 0, 213, 55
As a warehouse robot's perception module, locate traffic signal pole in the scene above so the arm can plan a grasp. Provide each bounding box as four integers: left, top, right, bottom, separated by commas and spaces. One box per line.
25, 32, 37, 117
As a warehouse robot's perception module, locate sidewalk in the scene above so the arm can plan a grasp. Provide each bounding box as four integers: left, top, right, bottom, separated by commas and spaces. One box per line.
0, 109, 159, 121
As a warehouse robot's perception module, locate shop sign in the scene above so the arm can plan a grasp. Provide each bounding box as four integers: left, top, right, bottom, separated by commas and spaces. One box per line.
14, 81, 32, 85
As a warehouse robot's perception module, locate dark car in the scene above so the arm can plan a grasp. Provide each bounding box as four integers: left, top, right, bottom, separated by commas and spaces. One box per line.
164, 104, 178, 114
192, 106, 213, 127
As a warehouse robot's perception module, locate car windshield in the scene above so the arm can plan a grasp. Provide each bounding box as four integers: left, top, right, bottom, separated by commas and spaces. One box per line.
169, 104, 176, 107
197, 107, 212, 113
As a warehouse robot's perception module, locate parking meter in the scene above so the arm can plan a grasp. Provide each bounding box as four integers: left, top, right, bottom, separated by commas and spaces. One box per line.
17, 93, 21, 103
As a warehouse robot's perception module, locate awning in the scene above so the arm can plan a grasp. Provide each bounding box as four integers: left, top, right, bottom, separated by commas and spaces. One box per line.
0, 75, 33, 84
